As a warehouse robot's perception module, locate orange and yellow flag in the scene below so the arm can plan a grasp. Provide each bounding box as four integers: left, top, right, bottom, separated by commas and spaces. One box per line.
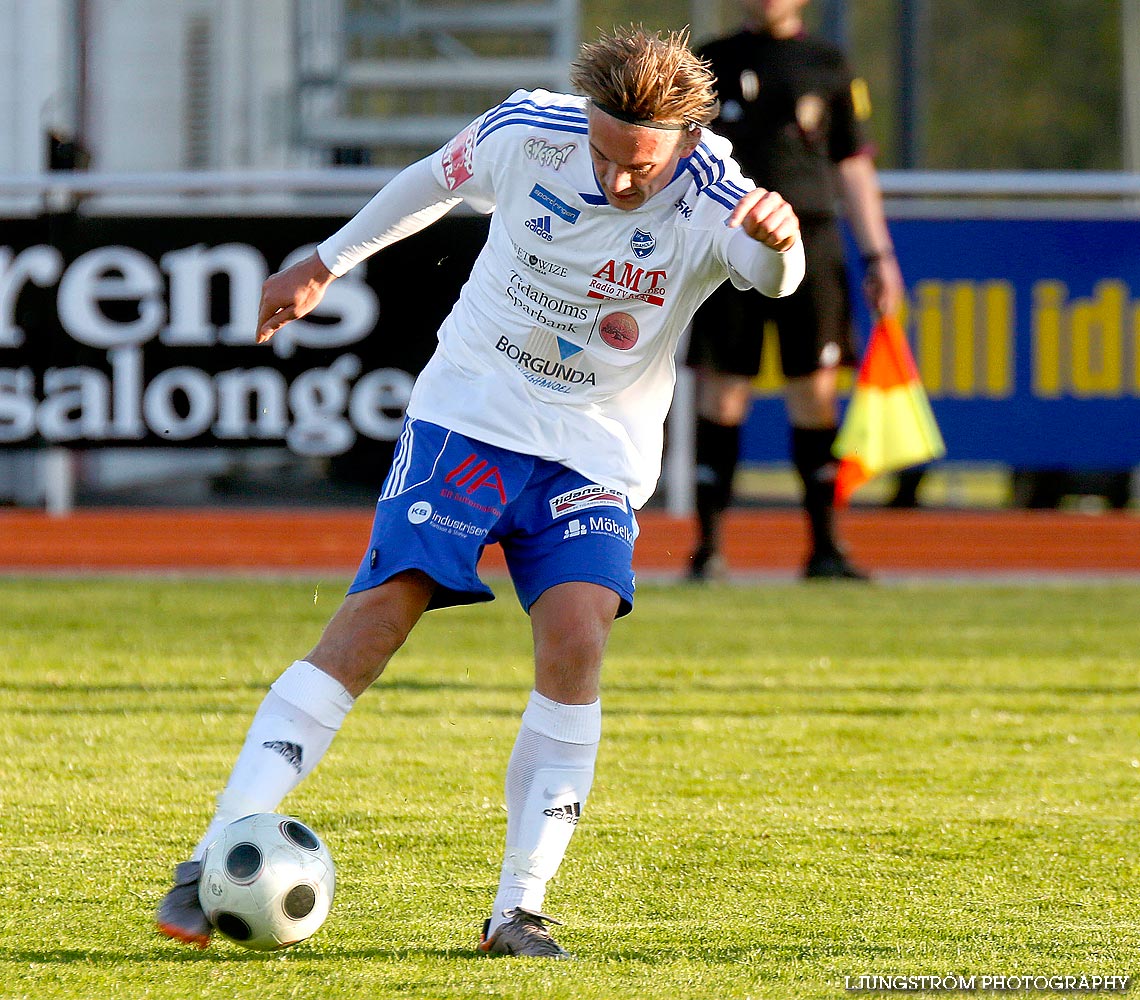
833, 314, 946, 507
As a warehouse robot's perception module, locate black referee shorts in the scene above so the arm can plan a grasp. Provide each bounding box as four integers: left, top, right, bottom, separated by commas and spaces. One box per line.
686, 218, 856, 379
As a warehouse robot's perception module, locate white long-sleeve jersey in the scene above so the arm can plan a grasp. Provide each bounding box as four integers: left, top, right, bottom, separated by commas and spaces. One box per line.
318, 89, 804, 508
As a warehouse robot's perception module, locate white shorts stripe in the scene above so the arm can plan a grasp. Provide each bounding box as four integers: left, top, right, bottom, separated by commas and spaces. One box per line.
379, 420, 454, 501
380, 419, 416, 499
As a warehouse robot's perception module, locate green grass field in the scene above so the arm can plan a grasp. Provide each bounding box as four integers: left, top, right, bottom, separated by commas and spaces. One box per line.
1, 577, 1138, 999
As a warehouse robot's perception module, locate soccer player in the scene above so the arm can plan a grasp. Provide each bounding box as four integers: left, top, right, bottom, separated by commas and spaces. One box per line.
685, 0, 904, 581
156, 26, 804, 958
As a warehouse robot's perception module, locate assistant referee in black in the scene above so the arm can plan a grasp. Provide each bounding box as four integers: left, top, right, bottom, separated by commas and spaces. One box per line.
686, 0, 904, 580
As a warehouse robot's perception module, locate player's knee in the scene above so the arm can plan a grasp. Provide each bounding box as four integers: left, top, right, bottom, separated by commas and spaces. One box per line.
539, 623, 608, 670
309, 621, 404, 694
533, 618, 610, 702
309, 583, 429, 693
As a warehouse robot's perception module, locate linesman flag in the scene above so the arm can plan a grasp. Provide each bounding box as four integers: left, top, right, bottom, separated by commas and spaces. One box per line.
833, 314, 946, 507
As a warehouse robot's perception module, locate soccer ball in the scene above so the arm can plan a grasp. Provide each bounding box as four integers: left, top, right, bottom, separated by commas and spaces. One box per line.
197, 813, 335, 951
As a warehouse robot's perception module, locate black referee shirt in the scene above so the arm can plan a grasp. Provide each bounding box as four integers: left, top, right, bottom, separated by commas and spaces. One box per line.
697, 29, 869, 221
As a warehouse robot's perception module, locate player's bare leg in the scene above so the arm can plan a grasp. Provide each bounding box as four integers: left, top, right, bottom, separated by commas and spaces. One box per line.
157, 572, 434, 947
480, 582, 618, 958
305, 570, 436, 695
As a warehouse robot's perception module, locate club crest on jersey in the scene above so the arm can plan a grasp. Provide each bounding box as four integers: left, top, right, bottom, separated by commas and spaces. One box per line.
523, 137, 576, 170
525, 215, 554, 241
630, 228, 656, 259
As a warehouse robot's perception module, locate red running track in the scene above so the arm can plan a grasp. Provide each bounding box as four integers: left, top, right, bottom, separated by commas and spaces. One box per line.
1, 507, 1137, 577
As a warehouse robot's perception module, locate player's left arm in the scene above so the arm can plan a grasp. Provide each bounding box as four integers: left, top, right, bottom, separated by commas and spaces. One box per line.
721, 188, 806, 298
726, 188, 800, 252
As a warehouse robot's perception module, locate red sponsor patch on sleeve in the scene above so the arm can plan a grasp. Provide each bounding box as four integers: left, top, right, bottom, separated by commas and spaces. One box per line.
441, 123, 478, 190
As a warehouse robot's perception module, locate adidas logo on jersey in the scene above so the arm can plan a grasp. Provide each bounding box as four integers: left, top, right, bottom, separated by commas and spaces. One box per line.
525, 215, 554, 241
543, 801, 582, 825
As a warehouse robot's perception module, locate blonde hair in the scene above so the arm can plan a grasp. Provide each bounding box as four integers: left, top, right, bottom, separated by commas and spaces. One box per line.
570, 25, 718, 130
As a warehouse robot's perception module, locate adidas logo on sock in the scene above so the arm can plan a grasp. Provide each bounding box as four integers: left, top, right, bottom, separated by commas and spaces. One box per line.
263, 739, 303, 773
542, 801, 582, 825
525, 215, 553, 241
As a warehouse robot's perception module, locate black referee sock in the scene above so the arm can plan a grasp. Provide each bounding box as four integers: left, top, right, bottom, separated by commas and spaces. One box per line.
694, 417, 741, 556
791, 426, 841, 558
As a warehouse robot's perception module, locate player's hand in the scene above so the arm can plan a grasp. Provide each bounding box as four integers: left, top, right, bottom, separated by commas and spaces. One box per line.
256, 252, 337, 344
727, 188, 800, 253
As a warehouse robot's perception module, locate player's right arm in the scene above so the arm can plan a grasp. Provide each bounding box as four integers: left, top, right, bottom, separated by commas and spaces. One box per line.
256, 251, 337, 344
255, 155, 465, 343
256, 99, 502, 344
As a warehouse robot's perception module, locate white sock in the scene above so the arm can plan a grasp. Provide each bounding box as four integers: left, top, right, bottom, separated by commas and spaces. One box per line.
191, 660, 354, 860
489, 690, 601, 932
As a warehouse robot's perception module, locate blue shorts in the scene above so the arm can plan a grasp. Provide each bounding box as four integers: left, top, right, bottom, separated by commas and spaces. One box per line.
348, 418, 638, 616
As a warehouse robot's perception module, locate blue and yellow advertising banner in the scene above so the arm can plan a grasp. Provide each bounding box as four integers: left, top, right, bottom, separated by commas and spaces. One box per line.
3, 212, 1137, 471
741, 218, 1140, 469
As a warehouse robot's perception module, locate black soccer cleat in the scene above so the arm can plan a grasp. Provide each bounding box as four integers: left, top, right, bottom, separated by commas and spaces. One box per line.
156, 860, 212, 948
478, 907, 573, 959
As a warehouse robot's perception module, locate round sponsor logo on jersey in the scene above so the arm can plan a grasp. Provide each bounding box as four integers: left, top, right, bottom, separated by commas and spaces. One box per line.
599, 311, 639, 351
407, 500, 433, 524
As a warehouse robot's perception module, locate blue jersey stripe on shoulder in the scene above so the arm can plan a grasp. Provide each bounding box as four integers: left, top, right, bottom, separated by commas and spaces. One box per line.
684, 157, 717, 190
700, 186, 739, 212
483, 93, 585, 122
710, 183, 746, 208
685, 143, 757, 211
476, 96, 587, 142
685, 147, 713, 187
477, 116, 588, 144
684, 160, 741, 211
688, 145, 726, 189
479, 103, 586, 134
682, 155, 707, 190
717, 178, 750, 200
